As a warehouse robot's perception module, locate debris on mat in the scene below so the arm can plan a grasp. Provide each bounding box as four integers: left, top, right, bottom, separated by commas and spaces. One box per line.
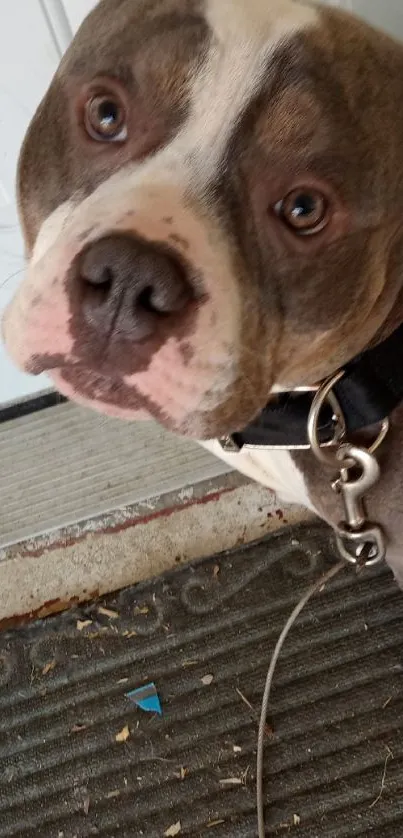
115, 724, 131, 743
164, 821, 182, 836
126, 681, 163, 715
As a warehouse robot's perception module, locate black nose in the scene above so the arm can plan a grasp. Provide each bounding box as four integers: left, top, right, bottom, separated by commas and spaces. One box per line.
78, 234, 193, 341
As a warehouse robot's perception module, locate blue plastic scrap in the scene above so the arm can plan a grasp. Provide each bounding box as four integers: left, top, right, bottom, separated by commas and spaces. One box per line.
126, 682, 162, 715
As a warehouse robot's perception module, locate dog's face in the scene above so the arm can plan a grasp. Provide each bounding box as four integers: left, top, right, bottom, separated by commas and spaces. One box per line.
3, 0, 403, 438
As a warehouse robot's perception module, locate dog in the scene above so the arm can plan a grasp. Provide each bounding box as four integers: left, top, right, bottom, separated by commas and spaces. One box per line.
3, 0, 403, 583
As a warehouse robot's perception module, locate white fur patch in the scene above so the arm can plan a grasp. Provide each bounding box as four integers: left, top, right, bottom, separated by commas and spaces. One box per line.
179, 0, 318, 176
31, 200, 76, 267
202, 439, 316, 509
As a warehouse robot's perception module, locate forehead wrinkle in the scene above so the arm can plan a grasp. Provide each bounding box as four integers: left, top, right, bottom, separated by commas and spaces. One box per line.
175, 0, 318, 178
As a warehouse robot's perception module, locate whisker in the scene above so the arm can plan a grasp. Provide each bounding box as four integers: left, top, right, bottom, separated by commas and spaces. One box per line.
0, 267, 26, 290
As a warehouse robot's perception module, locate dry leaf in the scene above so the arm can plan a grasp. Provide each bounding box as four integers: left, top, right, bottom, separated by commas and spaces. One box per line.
201, 674, 214, 686
83, 796, 90, 816
241, 767, 250, 786
219, 777, 243, 786
42, 660, 56, 676
164, 821, 181, 836
213, 565, 220, 577
98, 606, 119, 619
293, 814, 301, 826
233, 745, 242, 753
115, 725, 130, 743
71, 724, 87, 733
106, 789, 120, 799
134, 605, 149, 615
76, 620, 92, 631
207, 821, 225, 828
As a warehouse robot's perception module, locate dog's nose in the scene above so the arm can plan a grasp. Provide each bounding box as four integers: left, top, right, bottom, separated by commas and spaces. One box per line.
79, 234, 192, 341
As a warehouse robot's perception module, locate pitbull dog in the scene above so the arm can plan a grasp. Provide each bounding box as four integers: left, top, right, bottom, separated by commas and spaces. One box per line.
3, 0, 403, 581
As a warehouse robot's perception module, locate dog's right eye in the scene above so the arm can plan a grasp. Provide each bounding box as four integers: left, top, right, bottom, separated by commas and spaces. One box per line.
274, 188, 329, 235
84, 94, 128, 143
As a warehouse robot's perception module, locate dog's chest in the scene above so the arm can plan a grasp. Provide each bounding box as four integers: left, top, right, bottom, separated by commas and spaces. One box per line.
201, 440, 316, 509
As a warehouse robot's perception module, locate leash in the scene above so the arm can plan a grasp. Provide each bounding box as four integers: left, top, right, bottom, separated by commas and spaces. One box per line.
253, 397, 389, 836
254, 410, 387, 834
219, 326, 403, 833
256, 558, 346, 838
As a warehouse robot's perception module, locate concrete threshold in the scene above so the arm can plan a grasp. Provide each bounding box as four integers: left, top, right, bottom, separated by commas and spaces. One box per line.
0, 399, 311, 623
0, 470, 311, 623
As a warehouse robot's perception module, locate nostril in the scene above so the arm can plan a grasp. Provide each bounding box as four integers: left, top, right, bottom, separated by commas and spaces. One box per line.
138, 266, 191, 316
95, 266, 114, 288
82, 264, 114, 291
137, 286, 159, 314
144, 258, 192, 314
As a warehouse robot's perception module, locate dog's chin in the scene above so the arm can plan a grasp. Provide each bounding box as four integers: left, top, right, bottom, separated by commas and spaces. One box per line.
49, 368, 151, 422
48, 366, 242, 440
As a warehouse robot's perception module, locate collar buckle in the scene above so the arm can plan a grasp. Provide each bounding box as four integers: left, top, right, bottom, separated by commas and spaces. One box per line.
219, 435, 242, 453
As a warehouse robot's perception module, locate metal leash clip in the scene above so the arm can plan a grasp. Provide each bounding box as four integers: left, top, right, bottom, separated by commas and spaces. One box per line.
308, 372, 389, 569
333, 445, 386, 567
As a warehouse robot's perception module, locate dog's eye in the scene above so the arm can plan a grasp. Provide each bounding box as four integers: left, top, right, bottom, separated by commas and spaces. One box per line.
84, 94, 128, 142
275, 189, 329, 235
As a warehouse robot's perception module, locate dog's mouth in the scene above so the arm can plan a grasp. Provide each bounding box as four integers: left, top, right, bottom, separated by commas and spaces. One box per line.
49, 364, 155, 420
47, 361, 237, 437
43, 319, 271, 438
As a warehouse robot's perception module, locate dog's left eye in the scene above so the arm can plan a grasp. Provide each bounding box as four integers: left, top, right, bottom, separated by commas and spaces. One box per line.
84, 94, 128, 142
275, 189, 329, 235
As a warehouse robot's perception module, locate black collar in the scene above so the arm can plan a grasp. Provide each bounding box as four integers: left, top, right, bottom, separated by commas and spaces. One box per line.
222, 322, 403, 452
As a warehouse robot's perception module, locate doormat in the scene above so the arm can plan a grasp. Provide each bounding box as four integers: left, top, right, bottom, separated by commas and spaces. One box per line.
1, 523, 402, 837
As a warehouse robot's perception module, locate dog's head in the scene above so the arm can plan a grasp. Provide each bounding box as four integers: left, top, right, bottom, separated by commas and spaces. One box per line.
3, 0, 403, 438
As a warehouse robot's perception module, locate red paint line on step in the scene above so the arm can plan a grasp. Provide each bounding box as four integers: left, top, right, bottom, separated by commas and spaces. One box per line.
18, 486, 237, 559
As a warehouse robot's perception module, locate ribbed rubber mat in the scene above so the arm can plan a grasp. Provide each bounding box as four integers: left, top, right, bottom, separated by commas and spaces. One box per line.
1, 522, 403, 837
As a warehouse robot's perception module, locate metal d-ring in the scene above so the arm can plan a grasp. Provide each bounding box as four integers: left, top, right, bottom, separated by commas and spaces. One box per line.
307, 371, 346, 466
307, 371, 390, 468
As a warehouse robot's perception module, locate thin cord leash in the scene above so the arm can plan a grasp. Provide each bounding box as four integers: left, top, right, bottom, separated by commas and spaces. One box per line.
252, 367, 389, 833
256, 559, 346, 837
